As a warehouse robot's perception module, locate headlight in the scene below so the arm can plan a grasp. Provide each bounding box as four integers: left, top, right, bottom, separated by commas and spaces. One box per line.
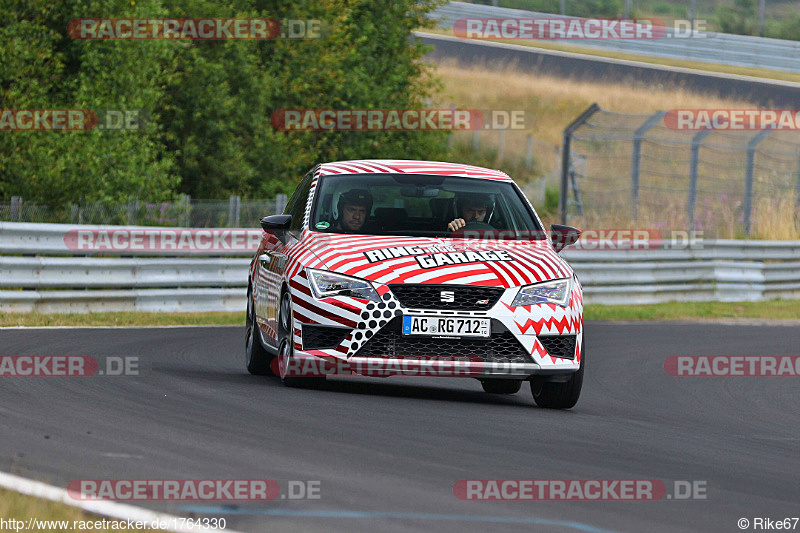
511, 278, 571, 307
307, 269, 380, 302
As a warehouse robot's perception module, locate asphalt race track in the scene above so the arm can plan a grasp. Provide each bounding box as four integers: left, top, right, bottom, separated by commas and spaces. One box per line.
1, 322, 798, 533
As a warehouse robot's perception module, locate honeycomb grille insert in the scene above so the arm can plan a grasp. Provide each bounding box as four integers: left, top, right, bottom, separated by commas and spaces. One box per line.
388, 284, 503, 311
355, 318, 531, 364
538, 335, 577, 360
302, 325, 350, 350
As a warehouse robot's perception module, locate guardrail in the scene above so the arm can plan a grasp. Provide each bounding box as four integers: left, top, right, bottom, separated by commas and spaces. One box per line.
1, 222, 798, 312
430, 2, 800, 74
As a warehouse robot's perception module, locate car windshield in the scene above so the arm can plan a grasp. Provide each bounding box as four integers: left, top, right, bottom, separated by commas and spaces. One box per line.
309, 173, 546, 240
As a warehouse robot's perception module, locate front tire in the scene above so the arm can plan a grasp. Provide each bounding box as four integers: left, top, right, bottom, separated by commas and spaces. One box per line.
480, 379, 523, 394
245, 288, 275, 376
277, 291, 325, 389
530, 341, 584, 409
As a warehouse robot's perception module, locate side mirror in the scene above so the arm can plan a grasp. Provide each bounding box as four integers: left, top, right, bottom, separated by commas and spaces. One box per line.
261, 215, 292, 243
550, 224, 581, 253
260, 215, 291, 231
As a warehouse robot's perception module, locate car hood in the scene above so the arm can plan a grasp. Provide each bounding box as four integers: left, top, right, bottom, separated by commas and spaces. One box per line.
302, 233, 573, 289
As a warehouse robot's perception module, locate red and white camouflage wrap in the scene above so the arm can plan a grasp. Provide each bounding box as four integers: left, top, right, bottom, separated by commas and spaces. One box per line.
249, 160, 583, 375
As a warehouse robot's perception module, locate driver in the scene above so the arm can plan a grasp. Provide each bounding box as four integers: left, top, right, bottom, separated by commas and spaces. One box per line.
333, 189, 372, 233
447, 193, 494, 232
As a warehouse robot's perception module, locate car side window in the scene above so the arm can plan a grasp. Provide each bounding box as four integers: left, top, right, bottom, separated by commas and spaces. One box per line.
286, 173, 313, 233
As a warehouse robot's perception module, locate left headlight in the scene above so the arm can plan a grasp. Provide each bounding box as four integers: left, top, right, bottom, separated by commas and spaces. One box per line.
511, 278, 571, 307
307, 269, 380, 302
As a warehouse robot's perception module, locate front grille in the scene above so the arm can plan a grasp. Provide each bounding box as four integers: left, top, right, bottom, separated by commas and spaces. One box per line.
388, 284, 503, 311
538, 335, 577, 360
302, 324, 350, 350
355, 318, 530, 364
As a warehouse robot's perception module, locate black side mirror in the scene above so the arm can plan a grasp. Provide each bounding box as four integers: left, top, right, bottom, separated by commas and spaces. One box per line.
260, 215, 291, 231
261, 215, 292, 243
550, 224, 581, 253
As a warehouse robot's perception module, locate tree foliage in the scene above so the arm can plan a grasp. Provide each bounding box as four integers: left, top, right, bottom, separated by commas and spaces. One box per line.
0, 0, 446, 205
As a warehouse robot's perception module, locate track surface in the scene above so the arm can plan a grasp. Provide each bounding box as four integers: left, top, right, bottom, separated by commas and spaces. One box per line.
1, 323, 798, 532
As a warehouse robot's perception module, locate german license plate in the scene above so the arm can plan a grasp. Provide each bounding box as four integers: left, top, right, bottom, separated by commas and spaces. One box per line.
402, 316, 490, 337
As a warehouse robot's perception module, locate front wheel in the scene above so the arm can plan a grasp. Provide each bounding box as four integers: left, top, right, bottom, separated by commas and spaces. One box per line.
245, 288, 275, 376
530, 341, 584, 409
277, 291, 325, 389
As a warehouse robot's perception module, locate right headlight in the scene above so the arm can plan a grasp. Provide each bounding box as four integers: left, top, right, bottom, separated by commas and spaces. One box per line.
306, 269, 380, 302
511, 278, 571, 307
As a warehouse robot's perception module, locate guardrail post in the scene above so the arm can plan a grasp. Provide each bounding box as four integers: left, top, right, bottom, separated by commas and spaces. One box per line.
631, 111, 666, 221
10, 197, 22, 221
796, 152, 800, 208
275, 193, 288, 215
744, 130, 771, 236
560, 103, 600, 224
127, 199, 139, 225
688, 130, 712, 231
497, 128, 506, 163
525, 135, 534, 170
179, 194, 191, 227
229, 195, 241, 227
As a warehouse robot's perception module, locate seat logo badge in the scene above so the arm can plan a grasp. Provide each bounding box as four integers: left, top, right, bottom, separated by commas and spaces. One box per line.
441, 291, 455, 303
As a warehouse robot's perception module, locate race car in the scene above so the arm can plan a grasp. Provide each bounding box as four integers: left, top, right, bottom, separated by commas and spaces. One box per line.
245, 160, 584, 408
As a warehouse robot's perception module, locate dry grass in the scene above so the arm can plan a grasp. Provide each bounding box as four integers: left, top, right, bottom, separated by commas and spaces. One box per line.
435, 60, 755, 146
0, 487, 105, 532
435, 62, 799, 238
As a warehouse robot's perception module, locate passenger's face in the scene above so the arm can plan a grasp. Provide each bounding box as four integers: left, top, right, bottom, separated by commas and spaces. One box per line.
341, 204, 367, 231
462, 204, 487, 222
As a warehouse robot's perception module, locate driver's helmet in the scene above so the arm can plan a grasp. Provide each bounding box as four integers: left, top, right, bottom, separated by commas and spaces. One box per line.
335, 188, 373, 221
456, 192, 495, 222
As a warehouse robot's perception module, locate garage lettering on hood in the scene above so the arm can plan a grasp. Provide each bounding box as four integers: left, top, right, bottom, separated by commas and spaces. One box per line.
363, 246, 514, 269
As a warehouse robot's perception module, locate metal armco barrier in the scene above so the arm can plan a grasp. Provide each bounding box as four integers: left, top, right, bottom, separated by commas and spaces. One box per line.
1, 222, 799, 312
430, 2, 800, 74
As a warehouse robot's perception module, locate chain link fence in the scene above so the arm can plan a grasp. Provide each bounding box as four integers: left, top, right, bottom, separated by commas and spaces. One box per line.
561, 105, 800, 239
0, 195, 287, 228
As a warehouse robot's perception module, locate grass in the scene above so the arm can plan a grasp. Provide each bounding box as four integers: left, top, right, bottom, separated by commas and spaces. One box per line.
0, 487, 105, 531
0, 301, 797, 327
435, 61, 754, 146
435, 61, 800, 239
420, 27, 800, 84
584, 299, 800, 321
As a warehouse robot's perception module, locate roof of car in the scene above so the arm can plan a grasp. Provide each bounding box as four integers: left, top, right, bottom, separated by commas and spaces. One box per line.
315, 160, 513, 182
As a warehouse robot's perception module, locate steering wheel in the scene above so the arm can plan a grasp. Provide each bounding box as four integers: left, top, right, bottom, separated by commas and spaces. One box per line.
463, 220, 493, 229
450, 220, 495, 238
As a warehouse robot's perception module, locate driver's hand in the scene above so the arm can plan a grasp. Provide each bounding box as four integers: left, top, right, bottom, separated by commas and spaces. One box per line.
447, 218, 466, 232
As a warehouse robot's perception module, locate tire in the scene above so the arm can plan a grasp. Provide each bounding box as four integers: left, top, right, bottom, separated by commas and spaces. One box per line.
530, 341, 584, 409
277, 291, 326, 389
245, 288, 275, 376
480, 379, 523, 394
